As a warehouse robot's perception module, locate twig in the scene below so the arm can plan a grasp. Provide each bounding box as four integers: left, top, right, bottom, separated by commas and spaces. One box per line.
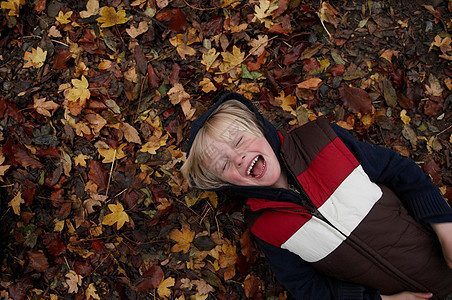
106, 148, 117, 196
436, 125, 452, 137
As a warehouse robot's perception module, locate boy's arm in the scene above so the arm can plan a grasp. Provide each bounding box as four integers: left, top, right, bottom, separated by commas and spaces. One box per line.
330, 123, 452, 225
254, 236, 382, 300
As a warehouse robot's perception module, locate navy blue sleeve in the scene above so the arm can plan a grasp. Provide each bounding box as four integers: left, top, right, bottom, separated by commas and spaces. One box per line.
255, 236, 381, 300
331, 124, 452, 224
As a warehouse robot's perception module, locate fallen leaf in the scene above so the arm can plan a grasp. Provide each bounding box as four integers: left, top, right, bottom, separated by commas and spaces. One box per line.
169, 34, 197, 59
297, 77, 323, 90
318, 1, 340, 28
157, 277, 175, 298
34, 97, 59, 117
80, 0, 99, 18
424, 74, 443, 97
67, 76, 90, 107
74, 153, 89, 167
55, 10, 73, 25
85, 283, 101, 300
201, 48, 220, 71
275, 91, 297, 112
155, 8, 187, 32
339, 85, 372, 114
253, 0, 277, 28
221, 45, 245, 68
120, 122, 141, 144
23, 47, 47, 68
98, 143, 127, 163
169, 227, 194, 253
97, 6, 129, 28
382, 78, 397, 107
400, 109, 411, 125
380, 49, 399, 63
1, 0, 25, 17
102, 202, 130, 230
248, 35, 268, 57
9, 191, 24, 215
66, 270, 82, 293
27, 251, 49, 272
126, 21, 149, 38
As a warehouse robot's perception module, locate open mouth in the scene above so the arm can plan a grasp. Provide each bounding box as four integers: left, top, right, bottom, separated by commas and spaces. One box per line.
247, 155, 266, 178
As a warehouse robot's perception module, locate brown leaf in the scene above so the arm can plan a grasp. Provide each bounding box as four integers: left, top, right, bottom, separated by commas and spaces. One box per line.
134, 44, 147, 75
88, 160, 108, 191
382, 78, 397, 107
27, 251, 49, 272
339, 85, 373, 114
422, 156, 442, 185
147, 64, 160, 88
244, 274, 260, 298
156, 8, 187, 32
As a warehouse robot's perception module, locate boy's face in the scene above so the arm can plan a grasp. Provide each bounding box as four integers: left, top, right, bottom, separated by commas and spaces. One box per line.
204, 119, 285, 188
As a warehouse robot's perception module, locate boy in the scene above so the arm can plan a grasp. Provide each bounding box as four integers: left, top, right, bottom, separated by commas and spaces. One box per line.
181, 92, 452, 299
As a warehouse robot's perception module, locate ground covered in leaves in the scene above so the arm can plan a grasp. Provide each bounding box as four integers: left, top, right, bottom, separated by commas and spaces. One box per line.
1, 0, 452, 299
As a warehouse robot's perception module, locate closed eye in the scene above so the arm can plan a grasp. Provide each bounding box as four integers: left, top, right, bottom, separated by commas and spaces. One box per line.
236, 136, 243, 147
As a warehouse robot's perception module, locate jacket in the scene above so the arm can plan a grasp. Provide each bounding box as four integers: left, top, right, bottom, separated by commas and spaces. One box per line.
186, 93, 452, 299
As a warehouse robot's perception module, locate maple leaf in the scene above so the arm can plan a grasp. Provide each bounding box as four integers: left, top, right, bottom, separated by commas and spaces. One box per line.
201, 48, 220, 71
0, 150, 11, 180
169, 34, 197, 59
126, 21, 149, 38
55, 10, 73, 25
34, 97, 59, 117
85, 283, 101, 300
157, 277, 175, 298
67, 75, 90, 107
102, 202, 130, 230
221, 45, 245, 68
98, 143, 127, 163
74, 153, 89, 167
9, 191, 24, 215
80, 0, 99, 18
424, 74, 443, 97
199, 78, 217, 93
66, 270, 82, 293
1, 0, 25, 17
275, 91, 297, 112
248, 35, 269, 57
97, 6, 129, 28
253, 0, 278, 28
23, 47, 47, 68
169, 227, 194, 253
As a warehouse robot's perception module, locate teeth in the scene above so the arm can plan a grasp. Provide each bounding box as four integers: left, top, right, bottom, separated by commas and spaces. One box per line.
247, 156, 259, 175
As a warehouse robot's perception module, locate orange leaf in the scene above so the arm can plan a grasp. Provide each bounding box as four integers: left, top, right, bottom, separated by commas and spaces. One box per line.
169, 227, 194, 253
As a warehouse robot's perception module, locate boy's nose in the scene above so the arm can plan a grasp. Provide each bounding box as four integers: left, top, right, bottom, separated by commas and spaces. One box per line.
233, 152, 246, 166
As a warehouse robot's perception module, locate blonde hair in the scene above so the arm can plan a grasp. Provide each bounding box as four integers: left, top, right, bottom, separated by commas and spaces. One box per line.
181, 100, 264, 190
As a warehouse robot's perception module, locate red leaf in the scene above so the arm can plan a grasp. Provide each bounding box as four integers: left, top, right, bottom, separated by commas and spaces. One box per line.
147, 64, 160, 88
91, 239, 105, 251
204, 15, 223, 35
8, 279, 33, 300
74, 261, 94, 276
422, 156, 442, 185
22, 188, 35, 206
88, 160, 108, 191
27, 251, 49, 272
4, 139, 44, 168
43, 232, 67, 256
302, 58, 320, 74
136, 265, 164, 291
339, 85, 373, 114
329, 64, 345, 76
240, 229, 258, 264
156, 9, 187, 32
397, 92, 414, 109
247, 51, 266, 71
53, 49, 73, 70
169, 63, 181, 85
424, 97, 443, 116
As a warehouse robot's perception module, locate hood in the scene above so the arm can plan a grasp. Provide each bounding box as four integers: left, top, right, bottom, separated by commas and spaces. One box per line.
185, 92, 288, 199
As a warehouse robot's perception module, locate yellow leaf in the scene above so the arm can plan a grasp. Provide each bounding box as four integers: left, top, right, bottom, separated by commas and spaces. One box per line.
449, 134, 452, 144
55, 10, 73, 25
9, 191, 24, 215
80, 0, 99, 18
34, 97, 59, 117
221, 45, 245, 68
140, 130, 168, 154
219, 240, 237, 268
97, 7, 129, 28
1, 0, 25, 17
400, 109, 411, 125
275, 91, 297, 112
169, 227, 194, 253
201, 48, 220, 71
0, 150, 11, 179
445, 78, 452, 90
85, 283, 100, 300
98, 144, 127, 163
54, 218, 65, 232
23, 47, 47, 68
199, 78, 217, 93
102, 202, 130, 230
67, 75, 90, 106
158, 277, 175, 298
169, 34, 196, 59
